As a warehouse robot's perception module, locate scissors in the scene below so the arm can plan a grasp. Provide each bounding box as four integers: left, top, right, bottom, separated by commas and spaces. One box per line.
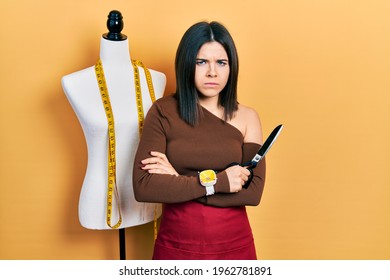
226, 124, 283, 189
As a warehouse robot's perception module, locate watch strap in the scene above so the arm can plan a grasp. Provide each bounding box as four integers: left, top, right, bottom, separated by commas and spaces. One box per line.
205, 185, 215, 196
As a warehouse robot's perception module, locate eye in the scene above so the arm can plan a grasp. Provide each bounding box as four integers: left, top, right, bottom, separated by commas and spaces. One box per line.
196, 59, 207, 65
217, 60, 228, 66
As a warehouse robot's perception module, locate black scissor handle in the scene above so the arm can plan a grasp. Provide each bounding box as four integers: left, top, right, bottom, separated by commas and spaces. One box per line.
225, 161, 254, 189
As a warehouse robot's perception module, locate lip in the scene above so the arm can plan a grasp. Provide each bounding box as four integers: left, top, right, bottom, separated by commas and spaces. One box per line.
204, 82, 219, 86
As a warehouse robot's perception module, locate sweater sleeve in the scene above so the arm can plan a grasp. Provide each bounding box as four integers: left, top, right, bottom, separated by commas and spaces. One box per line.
132, 102, 230, 203
196, 143, 266, 207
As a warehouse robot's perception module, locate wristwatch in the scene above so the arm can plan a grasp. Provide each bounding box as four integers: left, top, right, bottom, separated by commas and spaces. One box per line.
199, 169, 217, 196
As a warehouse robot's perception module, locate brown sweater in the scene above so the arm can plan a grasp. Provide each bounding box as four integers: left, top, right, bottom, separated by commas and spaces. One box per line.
132, 95, 266, 207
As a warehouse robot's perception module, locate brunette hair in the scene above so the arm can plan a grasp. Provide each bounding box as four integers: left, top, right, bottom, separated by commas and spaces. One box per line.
175, 21, 239, 126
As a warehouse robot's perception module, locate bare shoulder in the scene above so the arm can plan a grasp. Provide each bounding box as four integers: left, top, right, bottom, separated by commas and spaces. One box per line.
236, 104, 263, 144
237, 104, 260, 119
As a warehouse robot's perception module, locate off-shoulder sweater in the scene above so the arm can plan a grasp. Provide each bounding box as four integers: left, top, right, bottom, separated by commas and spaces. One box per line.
132, 95, 266, 207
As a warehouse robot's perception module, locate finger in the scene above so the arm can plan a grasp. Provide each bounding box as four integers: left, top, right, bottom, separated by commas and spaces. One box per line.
146, 168, 167, 174
141, 158, 153, 164
148, 167, 178, 176
142, 163, 168, 170
242, 167, 251, 177
141, 163, 157, 170
141, 157, 165, 165
150, 151, 168, 160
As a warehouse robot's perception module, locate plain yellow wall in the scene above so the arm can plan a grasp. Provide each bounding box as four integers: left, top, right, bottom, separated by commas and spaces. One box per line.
1, 0, 389, 260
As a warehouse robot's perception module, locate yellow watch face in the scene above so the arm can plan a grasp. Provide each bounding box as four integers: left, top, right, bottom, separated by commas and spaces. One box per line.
199, 169, 216, 183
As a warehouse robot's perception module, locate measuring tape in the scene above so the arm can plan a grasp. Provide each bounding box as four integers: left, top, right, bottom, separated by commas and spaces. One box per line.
131, 59, 156, 135
95, 59, 157, 231
131, 60, 158, 240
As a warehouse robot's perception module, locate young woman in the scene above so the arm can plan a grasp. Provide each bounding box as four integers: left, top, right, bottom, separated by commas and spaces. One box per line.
132, 21, 266, 260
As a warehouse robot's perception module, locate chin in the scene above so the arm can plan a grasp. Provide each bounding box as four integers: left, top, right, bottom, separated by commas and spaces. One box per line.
199, 90, 221, 98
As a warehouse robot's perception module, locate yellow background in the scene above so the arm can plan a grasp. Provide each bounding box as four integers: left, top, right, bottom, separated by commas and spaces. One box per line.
1, 0, 389, 259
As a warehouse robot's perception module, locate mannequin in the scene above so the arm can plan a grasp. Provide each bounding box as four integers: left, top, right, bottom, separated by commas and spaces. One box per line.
61, 11, 165, 230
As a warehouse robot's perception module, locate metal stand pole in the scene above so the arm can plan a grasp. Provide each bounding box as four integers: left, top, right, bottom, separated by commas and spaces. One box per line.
119, 228, 126, 260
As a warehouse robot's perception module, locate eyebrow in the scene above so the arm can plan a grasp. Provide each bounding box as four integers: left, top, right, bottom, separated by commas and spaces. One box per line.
196, 58, 229, 62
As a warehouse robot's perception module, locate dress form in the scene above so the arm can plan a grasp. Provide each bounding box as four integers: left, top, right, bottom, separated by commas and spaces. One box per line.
61, 10, 165, 230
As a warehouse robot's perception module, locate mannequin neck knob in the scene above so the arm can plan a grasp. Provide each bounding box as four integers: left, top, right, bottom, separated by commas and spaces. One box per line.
102, 10, 127, 41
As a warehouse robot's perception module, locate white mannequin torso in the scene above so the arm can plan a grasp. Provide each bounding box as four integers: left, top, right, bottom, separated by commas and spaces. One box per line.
61, 37, 165, 229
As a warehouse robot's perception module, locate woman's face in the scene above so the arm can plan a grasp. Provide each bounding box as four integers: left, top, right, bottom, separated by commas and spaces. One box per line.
194, 41, 230, 101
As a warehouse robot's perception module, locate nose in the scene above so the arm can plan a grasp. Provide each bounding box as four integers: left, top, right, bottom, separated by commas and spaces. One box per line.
207, 63, 217, 77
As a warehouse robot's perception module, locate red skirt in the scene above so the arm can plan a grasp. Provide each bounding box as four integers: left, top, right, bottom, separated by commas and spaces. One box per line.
152, 201, 257, 260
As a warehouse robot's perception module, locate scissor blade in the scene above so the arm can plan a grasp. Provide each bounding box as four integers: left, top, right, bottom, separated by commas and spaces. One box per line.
251, 124, 283, 164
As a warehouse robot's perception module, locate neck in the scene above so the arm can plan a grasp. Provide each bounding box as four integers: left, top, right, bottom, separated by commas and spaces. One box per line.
198, 96, 219, 110
198, 97, 224, 118
99, 37, 131, 64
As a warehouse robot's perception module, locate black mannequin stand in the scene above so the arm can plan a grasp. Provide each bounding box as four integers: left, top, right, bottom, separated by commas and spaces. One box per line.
104, 10, 127, 260
119, 228, 126, 260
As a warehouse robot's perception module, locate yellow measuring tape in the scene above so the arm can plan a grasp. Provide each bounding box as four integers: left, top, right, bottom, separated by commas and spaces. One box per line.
131, 60, 156, 135
95, 59, 157, 233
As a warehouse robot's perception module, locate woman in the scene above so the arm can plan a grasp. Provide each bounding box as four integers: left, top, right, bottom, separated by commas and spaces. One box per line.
132, 21, 266, 260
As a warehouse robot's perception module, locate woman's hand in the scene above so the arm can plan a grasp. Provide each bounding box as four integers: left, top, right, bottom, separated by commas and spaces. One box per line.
225, 165, 251, 193
141, 151, 179, 176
